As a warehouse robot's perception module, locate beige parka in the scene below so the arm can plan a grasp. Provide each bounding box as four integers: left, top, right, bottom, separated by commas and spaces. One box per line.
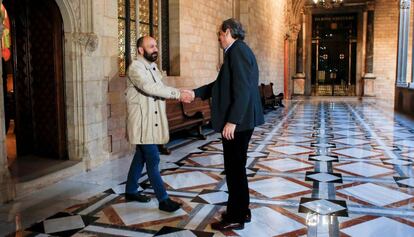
125, 56, 180, 144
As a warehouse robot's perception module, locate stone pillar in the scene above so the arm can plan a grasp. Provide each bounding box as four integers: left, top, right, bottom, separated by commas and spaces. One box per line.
304, 8, 313, 96
293, 14, 306, 95
0, 0, 16, 203
363, 9, 376, 96
286, 22, 299, 99
410, 2, 414, 88
396, 0, 410, 87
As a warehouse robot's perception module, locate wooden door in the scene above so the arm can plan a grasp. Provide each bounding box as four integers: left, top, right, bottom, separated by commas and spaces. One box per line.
4, 0, 67, 159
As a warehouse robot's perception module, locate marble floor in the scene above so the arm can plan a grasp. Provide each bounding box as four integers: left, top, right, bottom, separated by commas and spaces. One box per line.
2, 99, 414, 236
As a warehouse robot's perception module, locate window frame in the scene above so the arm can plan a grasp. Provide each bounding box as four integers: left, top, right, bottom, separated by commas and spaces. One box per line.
119, 0, 169, 76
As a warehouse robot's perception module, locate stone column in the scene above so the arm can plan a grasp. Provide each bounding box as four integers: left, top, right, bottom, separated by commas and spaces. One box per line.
0, 0, 16, 203
287, 24, 300, 99
410, 2, 414, 88
305, 8, 313, 96
362, 9, 376, 96
292, 14, 306, 95
396, 0, 410, 87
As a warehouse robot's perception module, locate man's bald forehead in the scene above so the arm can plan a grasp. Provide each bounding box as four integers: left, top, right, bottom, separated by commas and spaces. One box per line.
137, 36, 156, 48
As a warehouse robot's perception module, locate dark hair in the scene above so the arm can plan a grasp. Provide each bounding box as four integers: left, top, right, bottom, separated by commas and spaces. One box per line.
221, 18, 245, 40
137, 36, 145, 48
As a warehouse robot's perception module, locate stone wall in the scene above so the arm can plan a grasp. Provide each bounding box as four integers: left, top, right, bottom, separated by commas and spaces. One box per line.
164, 0, 288, 94
164, 0, 234, 89
240, 0, 288, 94
74, 0, 119, 168
102, 0, 131, 159
372, 0, 403, 107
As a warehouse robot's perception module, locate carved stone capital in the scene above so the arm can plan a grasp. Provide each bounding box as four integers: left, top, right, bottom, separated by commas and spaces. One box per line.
365, 1, 375, 11
288, 24, 301, 41
303, 6, 312, 15
73, 32, 99, 53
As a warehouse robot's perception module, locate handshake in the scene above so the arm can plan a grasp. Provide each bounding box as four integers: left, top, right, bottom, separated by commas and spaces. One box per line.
179, 89, 195, 103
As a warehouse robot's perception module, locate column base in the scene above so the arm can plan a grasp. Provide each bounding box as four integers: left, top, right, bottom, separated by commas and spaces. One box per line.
292, 73, 306, 95
363, 73, 376, 97
396, 82, 409, 88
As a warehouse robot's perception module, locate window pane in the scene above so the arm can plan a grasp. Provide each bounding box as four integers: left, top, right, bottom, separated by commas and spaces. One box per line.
130, 0, 136, 21
139, 0, 150, 24
153, 0, 159, 24
118, 0, 125, 18
131, 20, 137, 60
139, 23, 150, 37
118, 18, 126, 76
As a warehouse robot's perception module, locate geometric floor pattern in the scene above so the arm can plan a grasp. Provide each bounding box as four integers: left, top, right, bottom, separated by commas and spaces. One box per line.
4, 100, 414, 236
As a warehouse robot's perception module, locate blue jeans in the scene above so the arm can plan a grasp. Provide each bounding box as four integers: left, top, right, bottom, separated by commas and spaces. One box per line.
125, 144, 168, 202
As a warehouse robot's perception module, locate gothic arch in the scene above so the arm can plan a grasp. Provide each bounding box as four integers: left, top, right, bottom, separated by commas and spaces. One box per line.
53, 0, 98, 161
293, 0, 307, 24
55, 0, 78, 32
0, 0, 99, 202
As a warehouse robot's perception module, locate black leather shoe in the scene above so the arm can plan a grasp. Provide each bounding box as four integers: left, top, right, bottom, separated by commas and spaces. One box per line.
159, 198, 182, 212
221, 211, 251, 223
124, 193, 151, 202
211, 220, 244, 230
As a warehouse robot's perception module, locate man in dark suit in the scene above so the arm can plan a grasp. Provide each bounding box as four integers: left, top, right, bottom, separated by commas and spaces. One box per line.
191, 18, 265, 230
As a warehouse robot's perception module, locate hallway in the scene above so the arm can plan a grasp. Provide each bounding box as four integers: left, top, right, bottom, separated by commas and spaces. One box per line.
1, 98, 414, 236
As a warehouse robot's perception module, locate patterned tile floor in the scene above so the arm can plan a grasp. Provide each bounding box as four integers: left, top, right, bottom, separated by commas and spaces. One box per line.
2, 99, 414, 236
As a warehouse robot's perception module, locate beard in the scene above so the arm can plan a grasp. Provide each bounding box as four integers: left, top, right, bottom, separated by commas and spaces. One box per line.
143, 50, 158, 62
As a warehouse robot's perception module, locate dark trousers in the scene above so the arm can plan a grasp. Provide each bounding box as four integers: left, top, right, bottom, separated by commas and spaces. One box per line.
125, 144, 168, 202
222, 129, 253, 223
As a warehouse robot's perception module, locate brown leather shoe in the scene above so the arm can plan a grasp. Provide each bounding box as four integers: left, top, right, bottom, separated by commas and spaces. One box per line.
221, 211, 251, 223
211, 220, 244, 230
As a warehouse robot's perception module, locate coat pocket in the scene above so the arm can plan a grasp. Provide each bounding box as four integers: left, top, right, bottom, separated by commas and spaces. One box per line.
125, 87, 140, 104
127, 103, 143, 144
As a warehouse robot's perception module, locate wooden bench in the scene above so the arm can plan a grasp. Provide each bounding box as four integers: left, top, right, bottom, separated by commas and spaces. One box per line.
182, 97, 211, 126
159, 98, 211, 154
260, 83, 284, 110
166, 99, 204, 134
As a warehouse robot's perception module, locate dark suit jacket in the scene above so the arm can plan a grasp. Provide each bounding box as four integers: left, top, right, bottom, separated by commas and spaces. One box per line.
194, 40, 265, 132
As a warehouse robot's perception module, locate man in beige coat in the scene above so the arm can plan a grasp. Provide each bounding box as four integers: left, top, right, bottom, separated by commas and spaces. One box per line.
125, 36, 193, 212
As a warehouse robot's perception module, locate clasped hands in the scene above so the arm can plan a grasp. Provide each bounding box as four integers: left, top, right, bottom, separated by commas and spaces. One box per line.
179, 89, 195, 103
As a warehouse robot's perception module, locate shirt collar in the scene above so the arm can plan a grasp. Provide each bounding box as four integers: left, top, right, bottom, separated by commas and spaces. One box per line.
224, 40, 236, 53
137, 55, 157, 70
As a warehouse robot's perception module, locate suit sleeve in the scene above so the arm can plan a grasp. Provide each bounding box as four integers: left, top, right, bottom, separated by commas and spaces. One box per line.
194, 80, 215, 100
227, 45, 251, 125
128, 64, 180, 99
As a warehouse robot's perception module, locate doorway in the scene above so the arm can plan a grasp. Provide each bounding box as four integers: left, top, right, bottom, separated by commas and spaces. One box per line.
311, 14, 357, 96
2, 0, 68, 176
